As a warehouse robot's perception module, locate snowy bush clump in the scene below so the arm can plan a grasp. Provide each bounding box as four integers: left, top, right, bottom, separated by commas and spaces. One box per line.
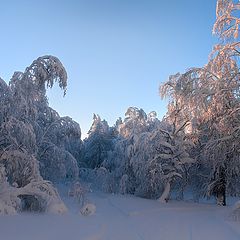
0, 187, 20, 215
68, 181, 88, 207
229, 201, 240, 221
0, 179, 68, 215
80, 203, 96, 216
47, 201, 68, 214
18, 180, 68, 214
67, 181, 95, 216
119, 174, 129, 195
0, 165, 22, 215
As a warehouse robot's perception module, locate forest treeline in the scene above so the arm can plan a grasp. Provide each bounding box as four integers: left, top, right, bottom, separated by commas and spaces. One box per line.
1, 0, 240, 214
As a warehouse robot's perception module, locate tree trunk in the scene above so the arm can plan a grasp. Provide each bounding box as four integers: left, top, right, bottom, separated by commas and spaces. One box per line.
216, 191, 226, 206
158, 180, 171, 203
215, 166, 226, 206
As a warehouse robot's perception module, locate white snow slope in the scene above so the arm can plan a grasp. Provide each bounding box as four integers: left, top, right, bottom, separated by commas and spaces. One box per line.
0, 185, 240, 240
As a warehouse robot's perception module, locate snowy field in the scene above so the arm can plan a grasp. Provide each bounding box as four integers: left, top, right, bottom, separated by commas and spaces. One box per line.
0, 185, 240, 240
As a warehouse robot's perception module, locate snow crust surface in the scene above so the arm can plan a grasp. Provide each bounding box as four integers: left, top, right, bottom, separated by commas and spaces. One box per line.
0, 185, 239, 240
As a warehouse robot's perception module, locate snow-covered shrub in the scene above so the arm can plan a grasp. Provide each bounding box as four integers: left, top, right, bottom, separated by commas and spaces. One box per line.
0, 164, 67, 215
47, 201, 68, 214
80, 203, 96, 216
17, 180, 68, 214
68, 181, 87, 206
0, 165, 21, 215
229, 201, 240, 221
0, 200, 17, 215
119, 174, 129, 194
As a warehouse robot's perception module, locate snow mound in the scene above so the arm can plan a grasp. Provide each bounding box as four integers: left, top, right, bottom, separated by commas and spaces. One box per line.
47, 202, 68, 214
80, 203, 96, 216
0, 200, 17, 215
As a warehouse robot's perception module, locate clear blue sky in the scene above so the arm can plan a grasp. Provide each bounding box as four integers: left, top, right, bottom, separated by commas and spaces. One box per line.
0, 0, 217, 138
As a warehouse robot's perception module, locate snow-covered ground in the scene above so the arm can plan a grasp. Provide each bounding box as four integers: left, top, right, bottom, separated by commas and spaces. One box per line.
0, 185, 240, 240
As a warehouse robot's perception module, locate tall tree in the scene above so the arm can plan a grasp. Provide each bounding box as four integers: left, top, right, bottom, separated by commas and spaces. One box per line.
160, 0, 240, 205
0, 56, 73, 214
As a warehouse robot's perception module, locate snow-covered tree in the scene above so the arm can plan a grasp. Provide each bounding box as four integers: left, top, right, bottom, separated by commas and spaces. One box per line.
118, 107, 148, 138
81, 114, 115, 169
0, 55, 78, 214
36, 112, 81, 182
149, 124, 194, 203
159, 0, 240, 206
